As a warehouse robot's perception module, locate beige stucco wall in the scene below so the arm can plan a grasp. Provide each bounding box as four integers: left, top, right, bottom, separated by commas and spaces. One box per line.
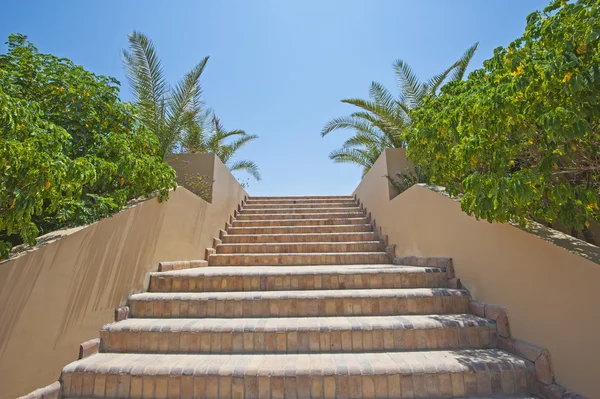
0, 155, 246, 399
354, 148, 600, 397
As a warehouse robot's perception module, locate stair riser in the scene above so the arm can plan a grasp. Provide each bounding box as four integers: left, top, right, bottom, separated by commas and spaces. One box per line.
215, 242, 384, 254
249, 196, 354, 200
240, 207, 362, 214
208, 253, 389, 266
149, 271, 448, 292
246, 199, 356, 205
129, 295, 470, 318
61, 361, 536, 399
231, 218, 368, 227
100, 325, 497, 354
243, 203, 359, 209
226, 225, 373, 235
222, 232, 379, 244
236, 213, 365, 221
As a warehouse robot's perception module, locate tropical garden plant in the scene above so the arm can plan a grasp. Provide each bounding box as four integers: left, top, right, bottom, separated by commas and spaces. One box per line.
322, 43, 479, 176
0, 34, 176, 258
404, 0, 600, 243
122, 31, 261, 181
122, 31, 209, 158
180, 109, 261, 181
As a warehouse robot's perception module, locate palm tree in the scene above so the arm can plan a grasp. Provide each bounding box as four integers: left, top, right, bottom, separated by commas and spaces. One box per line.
181, 110, 261, 181
121, 31, 209, 158
322, 43, 479, 175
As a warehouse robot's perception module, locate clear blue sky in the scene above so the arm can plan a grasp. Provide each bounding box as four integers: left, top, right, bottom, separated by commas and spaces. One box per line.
1, 0, 549, 195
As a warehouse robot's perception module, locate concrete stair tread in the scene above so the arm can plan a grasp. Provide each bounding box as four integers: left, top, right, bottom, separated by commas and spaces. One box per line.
215, 241, 384, 254
241, 207, 362, 212
209, 251, 388, 256
221, 231, 379, 243
248, 195, 354, 199
149, 265, 448, 293
63, 349, 531, 377
241, 206, 363, 213
236, 213, 366, 221
234, 217, 366, 222
208, 252, 391, 266
151, 264, 445, 277
217, 241, 382, 247
223, 232, 378, 237
101, 314, 496, 354
64, 395, 540, 399
226, 224, 374, 234
130, 287, 468, 301
61, 350, 534, 398
102, 314, 494, 333
231, 218, 370, 228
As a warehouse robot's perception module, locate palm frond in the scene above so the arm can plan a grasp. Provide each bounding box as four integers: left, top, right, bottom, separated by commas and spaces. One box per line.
340, 132, 389, 149
321, 116, 380, 137
121, 31, 168, 137
341, 98, 382, 115
163, 56, 209, 156
450, 42, 479, 82
226, 134, 258, 156
212, 129, 248, 142
369, 81, 396, 110
328, 147, 380, 177
218, 133, 258, 164
229, 160, 261, 181
393, 59, 426, 109
180, 110, 206, 153
425, 65, 459, 97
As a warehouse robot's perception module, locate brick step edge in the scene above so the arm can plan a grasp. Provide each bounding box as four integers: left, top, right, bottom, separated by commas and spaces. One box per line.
100, 315, 498, 354
16, 382, 60, 399
158, 260, 207, 272
469, 295, 583, 399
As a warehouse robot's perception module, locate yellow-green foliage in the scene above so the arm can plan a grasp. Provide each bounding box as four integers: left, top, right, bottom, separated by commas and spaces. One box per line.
406, 0, 600, 232
0, 34, 176, 257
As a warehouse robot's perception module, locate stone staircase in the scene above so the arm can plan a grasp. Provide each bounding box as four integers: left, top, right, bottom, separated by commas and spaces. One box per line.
59, 195, 538, 398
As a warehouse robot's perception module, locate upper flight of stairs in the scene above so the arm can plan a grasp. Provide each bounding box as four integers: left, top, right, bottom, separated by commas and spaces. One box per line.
59, 195, 538, 398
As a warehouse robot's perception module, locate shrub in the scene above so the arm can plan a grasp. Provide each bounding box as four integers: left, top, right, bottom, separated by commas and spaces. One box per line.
386, 167, 430, 197
183, 173, 214, 202
0, 34, 176, 258
405, 0, 600, 241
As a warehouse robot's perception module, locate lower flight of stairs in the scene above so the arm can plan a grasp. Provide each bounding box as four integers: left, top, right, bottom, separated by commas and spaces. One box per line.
59, 195, 539, 398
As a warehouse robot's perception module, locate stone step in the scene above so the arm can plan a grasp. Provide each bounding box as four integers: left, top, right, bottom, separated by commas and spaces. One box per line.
148, 265, 448, 293
243, 202, 359, 209
235, 212, 365, 221
240, 207, 362, 214
231, 218, 368, 227
215, 241, 384, 254
61, 350, 535, 398
249, 195, 354, 200
100, 314, 497, 354
208, 252, 390, 266
226, 224, 374, 235
245, 198, 357, 205
221, 231, 379, 244
65, 393, 538, 399
128, 288, 470, 318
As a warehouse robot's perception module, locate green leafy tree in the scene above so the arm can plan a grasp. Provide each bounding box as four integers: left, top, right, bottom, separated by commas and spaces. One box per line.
0, 34, 176, 258
322, 43, 478, 176
181, 111, 261, 181
405, 0, 600, 242
122, 31, 209, 158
